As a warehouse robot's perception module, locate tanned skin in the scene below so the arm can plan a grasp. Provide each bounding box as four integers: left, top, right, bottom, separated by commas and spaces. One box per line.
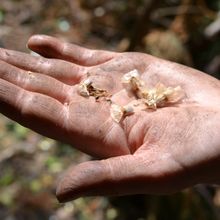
0, 35, 220, 202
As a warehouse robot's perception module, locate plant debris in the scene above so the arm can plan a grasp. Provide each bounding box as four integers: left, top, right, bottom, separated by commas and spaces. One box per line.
78, 70, 185, 123
141, 83, 185, 109
122, 69, 184, 104
111, 69, 185, 122
122, 69, 146, 98
78, 78, 111, 100
110, 104, 134, 123
122, 69, 185, 109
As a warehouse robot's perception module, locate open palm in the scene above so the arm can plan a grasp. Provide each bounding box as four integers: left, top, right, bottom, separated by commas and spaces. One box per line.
1, 35, 220, 202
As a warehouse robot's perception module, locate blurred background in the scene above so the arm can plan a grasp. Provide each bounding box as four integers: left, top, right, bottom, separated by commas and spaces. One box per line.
0, 0, 220, 219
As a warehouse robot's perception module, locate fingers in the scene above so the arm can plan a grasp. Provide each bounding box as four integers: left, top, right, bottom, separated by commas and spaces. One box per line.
0, 78, 68, 141
0, 60, 72, 103
56, 152, 189, 202
27, 35, 118, 66
0, 48, 86, 85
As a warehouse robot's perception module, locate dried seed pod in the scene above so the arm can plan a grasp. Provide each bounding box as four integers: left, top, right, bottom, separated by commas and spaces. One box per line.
122, 69, 140, 83
164, 86, 185, 103
138, 87, 149, 99
88, 86, 109, 100
78, 70, 185, 123
110, 104, 124, 123
110, 104, 134, 123
122, 69, 146, 98
78, 79, 92, 97
139, 83, 184, 108
147, 84, 167, 108
78, 78, 110, 100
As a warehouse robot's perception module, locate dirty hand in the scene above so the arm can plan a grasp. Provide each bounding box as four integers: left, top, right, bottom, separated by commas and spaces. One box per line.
1, 35, 220, 202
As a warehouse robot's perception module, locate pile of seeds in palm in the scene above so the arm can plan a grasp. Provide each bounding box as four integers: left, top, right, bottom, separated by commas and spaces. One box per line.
78, 69, 185, 123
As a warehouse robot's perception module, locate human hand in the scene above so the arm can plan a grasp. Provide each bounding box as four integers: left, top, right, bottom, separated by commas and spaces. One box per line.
1, 35, 220, 202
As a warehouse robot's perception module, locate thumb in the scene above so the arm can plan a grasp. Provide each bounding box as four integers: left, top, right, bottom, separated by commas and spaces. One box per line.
56, 153, 189, 202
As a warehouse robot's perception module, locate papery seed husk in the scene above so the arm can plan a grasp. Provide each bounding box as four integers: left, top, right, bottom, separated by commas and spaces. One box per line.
110, 104, 124, 123
165, 86, 185, 103
138, 87, 148, 99
78, 78, 110, 100
145, 99, 157, 109
78, 84, 90, 97
122, 69, 147, 98
122, 69, 140, 83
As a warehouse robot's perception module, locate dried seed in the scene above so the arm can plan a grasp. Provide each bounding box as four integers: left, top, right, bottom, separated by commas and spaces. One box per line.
164, 86, 185, 103
110, 103, 134, 123
144, 85, 166, 108
78, 70, 185, 123
78, 79, 110, 100
139, 82, 184, 109
122, 69, 145, 98
110, 104, 124, 123
122, 69, 139, 82
78, 83, 90, 97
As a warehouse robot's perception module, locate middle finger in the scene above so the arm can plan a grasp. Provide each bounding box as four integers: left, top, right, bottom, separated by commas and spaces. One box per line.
0, 60, 73, 104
